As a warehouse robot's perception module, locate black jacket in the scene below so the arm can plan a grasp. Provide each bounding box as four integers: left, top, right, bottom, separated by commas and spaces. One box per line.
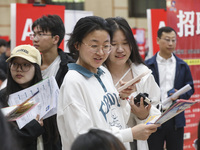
0, 88, 44, 150
0, 49, 75, 150
55, 48, 75, 88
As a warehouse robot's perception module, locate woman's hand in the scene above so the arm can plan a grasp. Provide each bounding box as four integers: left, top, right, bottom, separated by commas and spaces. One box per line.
129, 96, 151, 120
36, 114, 43, 126
119, 80, 138, 99
131, 123, 160, 140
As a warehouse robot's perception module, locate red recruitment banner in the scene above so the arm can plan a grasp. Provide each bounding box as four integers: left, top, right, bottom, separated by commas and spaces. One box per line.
167, 0, 200, 149
146, 9, 167, 57
132, 28, 146, 59
12, 3, 65, 50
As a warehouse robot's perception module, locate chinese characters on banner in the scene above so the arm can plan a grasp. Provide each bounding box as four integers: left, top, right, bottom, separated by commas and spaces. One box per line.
167, 0, 200, 149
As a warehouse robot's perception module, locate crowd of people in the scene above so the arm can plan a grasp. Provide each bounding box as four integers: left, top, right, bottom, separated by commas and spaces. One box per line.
0, 14, 197, 150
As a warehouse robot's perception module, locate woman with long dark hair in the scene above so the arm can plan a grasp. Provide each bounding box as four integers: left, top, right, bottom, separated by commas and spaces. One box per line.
104, 17, 161, 150
0, 44, 58, 150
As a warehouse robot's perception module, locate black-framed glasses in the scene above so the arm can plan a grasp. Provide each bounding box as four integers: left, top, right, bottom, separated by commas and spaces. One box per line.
82, 42, 112, 54
10, 62, 32, 72
29, 33, 52, 40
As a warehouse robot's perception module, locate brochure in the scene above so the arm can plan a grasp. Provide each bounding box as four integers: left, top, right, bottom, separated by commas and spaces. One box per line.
7, 76, 59, 129
1, 91, 39, 121
146, 99, 198, 125
117, 70, 151, 92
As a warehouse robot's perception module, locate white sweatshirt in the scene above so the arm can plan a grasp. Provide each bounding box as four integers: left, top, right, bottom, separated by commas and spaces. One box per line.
57, 64, 133, 150
127, 63, 161, 150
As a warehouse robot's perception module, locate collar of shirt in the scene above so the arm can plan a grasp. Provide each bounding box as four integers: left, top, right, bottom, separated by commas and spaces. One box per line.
68, 63, 105, 78
157, 52, 176, 64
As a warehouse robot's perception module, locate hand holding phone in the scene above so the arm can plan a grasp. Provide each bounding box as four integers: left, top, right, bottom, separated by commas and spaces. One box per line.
167, 88, 176, 97
134, 93, 151, 106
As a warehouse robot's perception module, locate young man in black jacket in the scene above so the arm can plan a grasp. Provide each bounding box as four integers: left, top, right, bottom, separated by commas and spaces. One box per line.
31, 14, 75, 150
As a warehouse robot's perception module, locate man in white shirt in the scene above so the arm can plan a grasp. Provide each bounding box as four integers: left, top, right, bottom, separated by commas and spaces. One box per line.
145, 26, 194, 150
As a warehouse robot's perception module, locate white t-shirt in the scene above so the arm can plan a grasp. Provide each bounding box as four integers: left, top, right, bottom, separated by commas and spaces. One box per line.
128, 63, 161, 150
41, 56, 61, 79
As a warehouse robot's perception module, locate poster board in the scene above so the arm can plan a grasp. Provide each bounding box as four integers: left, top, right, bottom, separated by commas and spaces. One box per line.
64, 10, 93, 52
166, 0, 200, 149
10, 3, 93, 52
11, 3, 65, 51
146, 9, 167, 59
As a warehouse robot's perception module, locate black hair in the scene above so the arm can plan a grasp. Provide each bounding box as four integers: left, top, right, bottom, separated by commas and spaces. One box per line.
32, 14, 65, 47
157, 26, 177, 38
7, 40, 10, 48
71, 129, 126, 150
0, 69, 6, 81
67, 16, 112, 59
105, 17, 144, 64
0, 105, 20, 150
0, 39, 7, 47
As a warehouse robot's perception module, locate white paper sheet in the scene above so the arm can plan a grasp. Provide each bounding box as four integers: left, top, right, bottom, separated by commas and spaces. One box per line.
8, 76, 59, 129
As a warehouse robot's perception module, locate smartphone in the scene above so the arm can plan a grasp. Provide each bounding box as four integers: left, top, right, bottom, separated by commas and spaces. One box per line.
134, 93, 151, 106
167, 88, 176, 97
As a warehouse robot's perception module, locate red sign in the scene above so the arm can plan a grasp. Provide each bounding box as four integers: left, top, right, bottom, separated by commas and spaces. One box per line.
147, 9, 167, 56
167, 0, 200, 58
0, 36, 9, 41
167, 0, 200, 149
12, 3, 65, 49
132, 28, 146, 59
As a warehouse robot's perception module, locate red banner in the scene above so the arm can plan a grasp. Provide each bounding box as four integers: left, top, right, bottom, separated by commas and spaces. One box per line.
0, 36, 9, 41
147, 9, 167, 57
132, 28, 146, 59
167, 0, 200, 149
11, 3, 65, 49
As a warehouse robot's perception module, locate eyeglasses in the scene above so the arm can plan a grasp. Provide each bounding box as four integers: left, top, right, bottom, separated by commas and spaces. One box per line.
29, 33, 52, 40
10, 62, 32, 72
160, 38, 176, 44
82, 42, 112, 54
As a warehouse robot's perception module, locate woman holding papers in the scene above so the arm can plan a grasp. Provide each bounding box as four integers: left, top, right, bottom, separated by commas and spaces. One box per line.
104, 17, 161, 150
0, 45, 59, 150
57, 16, 160, 150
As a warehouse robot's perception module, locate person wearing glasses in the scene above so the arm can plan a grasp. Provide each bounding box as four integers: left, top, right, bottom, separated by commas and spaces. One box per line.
145, 26, 194, 150
104, 17, 161, 150
31, 14, 75, 87
57, 16, 160, 150
0, 45, 44, 150
31, 14, 75, 150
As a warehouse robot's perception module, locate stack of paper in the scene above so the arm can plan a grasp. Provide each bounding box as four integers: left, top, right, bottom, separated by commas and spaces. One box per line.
5, 76, 59, 129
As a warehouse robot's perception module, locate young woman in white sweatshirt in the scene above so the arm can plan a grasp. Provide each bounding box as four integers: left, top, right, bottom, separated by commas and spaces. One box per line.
57, 16, 160, 150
